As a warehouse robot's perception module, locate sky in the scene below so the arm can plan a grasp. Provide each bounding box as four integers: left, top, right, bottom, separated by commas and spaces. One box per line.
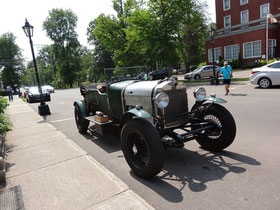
1, 0, 216, 62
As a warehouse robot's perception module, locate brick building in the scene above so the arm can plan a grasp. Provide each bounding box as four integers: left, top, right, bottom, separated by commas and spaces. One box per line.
205, 0, 280, 65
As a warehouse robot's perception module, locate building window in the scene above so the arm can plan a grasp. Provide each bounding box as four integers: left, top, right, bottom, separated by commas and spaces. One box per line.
243, 41, 261, 59
208, 48, 222, 63
223, 0, 230, 11
268, 39, 276, 59
240, 0, 248, 5
241, 10, 249, 23
224, 16, 231, 28
224, 44, 240, 60
260, 3, 269, 18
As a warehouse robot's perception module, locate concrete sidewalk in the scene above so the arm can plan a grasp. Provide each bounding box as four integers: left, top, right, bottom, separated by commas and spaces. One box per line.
3, 98, 154, 210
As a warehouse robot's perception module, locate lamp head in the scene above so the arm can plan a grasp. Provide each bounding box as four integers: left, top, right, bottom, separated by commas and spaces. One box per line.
22, 19, 34, 37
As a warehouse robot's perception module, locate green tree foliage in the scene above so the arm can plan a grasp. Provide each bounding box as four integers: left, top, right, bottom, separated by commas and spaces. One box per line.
0, 97, 11, 135
91, 0, 208, 77
0, 33, 25, 90
87, 19, 114, 82
43, 9, 81, 87
36, 45, 57, 86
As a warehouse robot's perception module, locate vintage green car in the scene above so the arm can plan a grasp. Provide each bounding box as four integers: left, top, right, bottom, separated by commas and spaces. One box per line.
74, 73, 236, 179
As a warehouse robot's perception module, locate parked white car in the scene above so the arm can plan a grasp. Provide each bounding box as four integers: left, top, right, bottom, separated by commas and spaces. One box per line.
249, 61, 280, 88
43, 85, 55, 93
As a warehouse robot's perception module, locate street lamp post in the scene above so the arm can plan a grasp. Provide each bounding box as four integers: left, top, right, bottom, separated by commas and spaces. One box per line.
210, 28, 219, 85
22, 19, 51, 116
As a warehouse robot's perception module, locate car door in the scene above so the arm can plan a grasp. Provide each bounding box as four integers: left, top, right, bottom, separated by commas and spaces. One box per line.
268, 63, 280, 84
200, 67, 209, 78
204, 66, 213, 78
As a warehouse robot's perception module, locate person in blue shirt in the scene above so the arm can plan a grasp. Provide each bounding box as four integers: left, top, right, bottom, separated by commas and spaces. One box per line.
220, 61, 233, 95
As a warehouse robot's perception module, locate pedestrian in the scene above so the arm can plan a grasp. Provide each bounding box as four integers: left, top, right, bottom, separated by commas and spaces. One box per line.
7, 85, 13, 101
220, 61, 233, 95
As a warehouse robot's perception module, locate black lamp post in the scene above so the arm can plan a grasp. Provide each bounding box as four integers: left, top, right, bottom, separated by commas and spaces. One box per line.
22, 19, 51, 115
210, 28, 219, 85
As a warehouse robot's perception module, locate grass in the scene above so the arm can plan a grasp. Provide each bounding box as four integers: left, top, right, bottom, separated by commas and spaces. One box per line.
180, 77, 249, 84
21, 97, 27, 102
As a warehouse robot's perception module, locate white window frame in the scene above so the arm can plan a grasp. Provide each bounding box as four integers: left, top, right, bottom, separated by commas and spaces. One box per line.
240, 0, 248, 5
223, 0, 230, 11
243, 40, 261, 59
260, 3, 270, 19
241, 10, 249, 24
224, 44, 240, 60
208, 47, 222, 63
224, 15, 231, 28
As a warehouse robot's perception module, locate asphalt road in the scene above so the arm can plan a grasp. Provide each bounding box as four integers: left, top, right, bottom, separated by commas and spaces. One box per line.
28, 82, 280, 210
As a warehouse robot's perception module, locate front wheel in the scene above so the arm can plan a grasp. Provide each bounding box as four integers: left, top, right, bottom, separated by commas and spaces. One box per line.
74, 104, 89, 134
192, 103, 236, 151
121, 118, 164, 179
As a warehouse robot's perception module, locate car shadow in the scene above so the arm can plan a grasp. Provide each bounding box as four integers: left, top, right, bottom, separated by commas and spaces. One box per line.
255, 85, 280, 89
131, 148, 260, 203
81, 125, 121, 153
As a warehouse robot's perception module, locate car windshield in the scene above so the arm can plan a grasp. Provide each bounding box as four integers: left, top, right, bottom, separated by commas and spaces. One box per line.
29, 87, 47, 94
193, 67, 202, 72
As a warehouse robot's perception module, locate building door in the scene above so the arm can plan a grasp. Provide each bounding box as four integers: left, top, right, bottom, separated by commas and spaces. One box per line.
268, 39, 276, 60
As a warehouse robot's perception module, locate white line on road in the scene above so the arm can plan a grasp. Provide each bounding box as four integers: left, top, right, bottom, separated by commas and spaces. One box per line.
49, 118, 75, 123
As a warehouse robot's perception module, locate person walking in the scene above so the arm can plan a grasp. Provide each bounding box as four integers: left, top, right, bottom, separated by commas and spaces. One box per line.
7, 85, 13, 101
220, 61, 233, 95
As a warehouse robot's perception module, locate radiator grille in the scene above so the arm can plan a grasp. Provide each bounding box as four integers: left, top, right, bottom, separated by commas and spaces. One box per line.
160, 88, 189, 127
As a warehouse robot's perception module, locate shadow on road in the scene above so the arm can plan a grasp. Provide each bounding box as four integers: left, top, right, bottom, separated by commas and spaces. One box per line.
81, 125, 121, 153
132, 148, 260, 203
229, 93, 247, 96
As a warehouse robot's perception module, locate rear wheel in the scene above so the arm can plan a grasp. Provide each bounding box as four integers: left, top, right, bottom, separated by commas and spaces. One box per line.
121, 118, 164, 179
194, 75, 200, 80
74, 104, 89, 134
192, 103, 236, 151
258, 77, 271, 88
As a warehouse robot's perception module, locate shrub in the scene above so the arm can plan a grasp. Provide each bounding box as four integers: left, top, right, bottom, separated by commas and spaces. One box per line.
198, 62, 206, 67
0, 97, 11, 136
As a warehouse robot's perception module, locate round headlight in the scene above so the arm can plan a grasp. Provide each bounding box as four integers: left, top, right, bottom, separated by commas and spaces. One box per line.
154, 92, 169, 109
193, 87, 206, 101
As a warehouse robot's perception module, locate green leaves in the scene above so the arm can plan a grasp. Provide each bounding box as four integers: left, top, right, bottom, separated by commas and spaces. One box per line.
0, 33, 24, 89
43, 9, 80, 87
0, 97, 11, 136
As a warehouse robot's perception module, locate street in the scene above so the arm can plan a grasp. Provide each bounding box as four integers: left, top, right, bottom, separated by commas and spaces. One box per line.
29, 82, 280, 210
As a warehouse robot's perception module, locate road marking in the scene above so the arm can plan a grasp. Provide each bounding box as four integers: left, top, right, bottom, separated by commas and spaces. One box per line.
49, 118, 75, 123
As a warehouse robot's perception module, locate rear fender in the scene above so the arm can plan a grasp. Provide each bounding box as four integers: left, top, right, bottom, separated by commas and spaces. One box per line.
73, 100, 87, 119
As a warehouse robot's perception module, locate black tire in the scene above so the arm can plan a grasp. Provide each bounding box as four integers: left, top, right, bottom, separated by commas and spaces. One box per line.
74, 104, 89, 134
194, 75, 200, 80
258, 77, 271, 89
121, 118, 164, 179
192, 103, 236, 151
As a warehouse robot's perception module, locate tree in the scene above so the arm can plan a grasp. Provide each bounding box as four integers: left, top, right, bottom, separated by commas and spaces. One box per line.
87, 19, 114, 82
0, 33, 25, 90
43, 8, 80, 87
36, 45, 57, 86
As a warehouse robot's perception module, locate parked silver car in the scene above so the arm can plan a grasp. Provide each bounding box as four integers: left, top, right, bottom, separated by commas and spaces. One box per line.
250, 61, 280, 88
184, 65, 221, 80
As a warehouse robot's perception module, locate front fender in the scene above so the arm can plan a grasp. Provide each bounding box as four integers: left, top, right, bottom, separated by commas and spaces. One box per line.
119, 108, 152, 131
205, 96, 227, 103
127, 108, 151, 118
73, 100, 87, 119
